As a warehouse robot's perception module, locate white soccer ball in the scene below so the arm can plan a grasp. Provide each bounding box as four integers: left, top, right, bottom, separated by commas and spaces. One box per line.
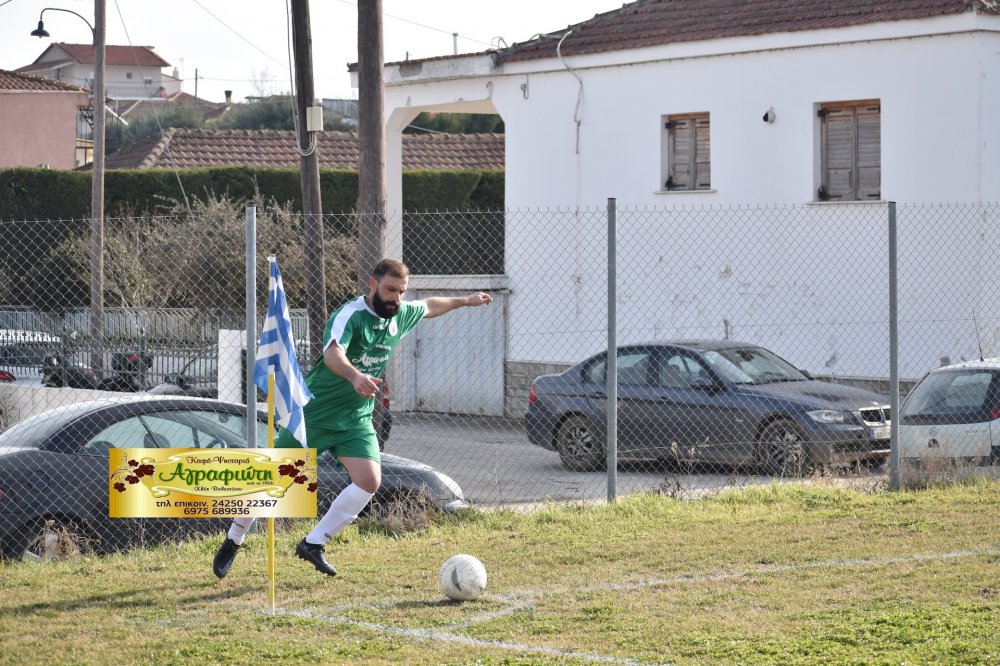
439, 554, 488, 601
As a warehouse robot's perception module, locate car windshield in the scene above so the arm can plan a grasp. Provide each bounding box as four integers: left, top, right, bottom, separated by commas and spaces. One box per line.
901, 368, 1000, 422
139, 408, 255, 448
700, 347, 807, 385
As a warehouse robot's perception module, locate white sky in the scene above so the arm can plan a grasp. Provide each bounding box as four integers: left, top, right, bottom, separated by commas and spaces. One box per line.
0, 0, 624, 103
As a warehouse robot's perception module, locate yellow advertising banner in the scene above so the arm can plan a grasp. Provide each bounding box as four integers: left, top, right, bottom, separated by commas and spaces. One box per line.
109, 448, 318, 518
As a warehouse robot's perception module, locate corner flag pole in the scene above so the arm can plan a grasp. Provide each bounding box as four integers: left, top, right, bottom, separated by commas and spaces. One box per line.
267, 369, 276, 614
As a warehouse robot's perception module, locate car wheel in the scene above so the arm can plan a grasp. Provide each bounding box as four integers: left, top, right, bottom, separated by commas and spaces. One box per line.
756, 419, 807, 477
22, 516, 95, 560
555, 415, 606, 472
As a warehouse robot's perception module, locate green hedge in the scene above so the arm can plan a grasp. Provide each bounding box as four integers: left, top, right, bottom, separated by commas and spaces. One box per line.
0, 167, 504, 220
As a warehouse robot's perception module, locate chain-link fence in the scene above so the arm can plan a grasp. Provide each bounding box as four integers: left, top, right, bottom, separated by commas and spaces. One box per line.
2, 201, 999, 559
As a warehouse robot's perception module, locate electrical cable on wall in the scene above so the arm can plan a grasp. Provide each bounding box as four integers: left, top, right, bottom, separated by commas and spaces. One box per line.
556, 30, 583, 155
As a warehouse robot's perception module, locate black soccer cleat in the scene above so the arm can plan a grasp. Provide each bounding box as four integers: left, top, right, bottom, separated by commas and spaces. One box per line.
212, 537, 241, 579
295, 538, 337, 576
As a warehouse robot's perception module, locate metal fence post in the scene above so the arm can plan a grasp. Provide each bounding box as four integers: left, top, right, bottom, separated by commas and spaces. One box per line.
138, 327, 146, 391
246, 204, 257, 448
888, 201, 900, 490
607, 198, 618, 502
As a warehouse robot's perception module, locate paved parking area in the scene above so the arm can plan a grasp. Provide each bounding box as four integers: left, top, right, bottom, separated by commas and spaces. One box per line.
386, 414, 883, 508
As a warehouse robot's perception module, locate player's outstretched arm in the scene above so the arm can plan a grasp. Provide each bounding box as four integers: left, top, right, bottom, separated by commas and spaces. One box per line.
424, 292, 493, 319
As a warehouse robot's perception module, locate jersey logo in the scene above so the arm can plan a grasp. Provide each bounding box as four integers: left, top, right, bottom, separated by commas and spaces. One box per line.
389, 319, 398, 336
354, 352, 389, 368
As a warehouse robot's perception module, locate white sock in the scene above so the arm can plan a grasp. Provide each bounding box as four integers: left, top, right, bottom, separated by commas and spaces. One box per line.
306, 483, 374, 545
227, 517, 256, 545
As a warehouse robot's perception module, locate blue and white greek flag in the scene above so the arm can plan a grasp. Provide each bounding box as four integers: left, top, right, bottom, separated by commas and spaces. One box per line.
254, 257, 313, 447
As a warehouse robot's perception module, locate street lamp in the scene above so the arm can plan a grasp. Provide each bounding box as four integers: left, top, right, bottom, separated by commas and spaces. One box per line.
32, 3, 107, 353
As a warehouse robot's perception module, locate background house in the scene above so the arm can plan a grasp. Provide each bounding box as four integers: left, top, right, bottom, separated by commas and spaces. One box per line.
0, 69, 89, 169
16, 43, 180, 102
365, 0, 1000, 417
14, 43, 232, 164
116, 91, 231, 126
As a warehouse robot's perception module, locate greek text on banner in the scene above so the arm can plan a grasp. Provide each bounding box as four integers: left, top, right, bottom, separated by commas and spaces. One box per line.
108, 448, 318, 518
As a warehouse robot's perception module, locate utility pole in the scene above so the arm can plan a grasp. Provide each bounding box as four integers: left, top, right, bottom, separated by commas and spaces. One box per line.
357, 0, 387, 290
291, 0, 327, 358
91, 0, 106, 359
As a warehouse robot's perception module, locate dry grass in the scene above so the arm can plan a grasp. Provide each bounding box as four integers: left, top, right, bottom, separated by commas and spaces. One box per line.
356, 488, 445, 538
900, 452, 999, 489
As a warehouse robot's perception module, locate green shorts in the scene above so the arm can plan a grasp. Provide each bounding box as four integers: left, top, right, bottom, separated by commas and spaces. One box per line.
274, 424, 381, 463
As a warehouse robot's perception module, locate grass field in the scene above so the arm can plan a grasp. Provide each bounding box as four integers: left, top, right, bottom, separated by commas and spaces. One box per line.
1, 480, 999, 665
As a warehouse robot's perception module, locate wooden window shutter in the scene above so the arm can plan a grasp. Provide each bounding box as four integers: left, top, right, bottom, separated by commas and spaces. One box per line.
856, 106, 881, 199
694, 116, 711, 190
667, 113, 710, 191
668, 118, 693, 190
820, 102, 880, 201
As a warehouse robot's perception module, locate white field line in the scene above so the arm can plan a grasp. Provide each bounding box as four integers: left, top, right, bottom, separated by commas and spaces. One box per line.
281, 607, 662, 666
272, 547, 999, 665
516, 546, 1000, 597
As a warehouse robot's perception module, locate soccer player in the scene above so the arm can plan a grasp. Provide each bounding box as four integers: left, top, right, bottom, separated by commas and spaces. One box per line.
213, 258, 493, 578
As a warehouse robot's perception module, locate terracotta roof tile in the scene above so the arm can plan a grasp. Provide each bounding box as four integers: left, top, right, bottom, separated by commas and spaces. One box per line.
44, 43, 171, 68
103, 128, 504, 171
496, 0, 995, 63
0, 68, 86, 92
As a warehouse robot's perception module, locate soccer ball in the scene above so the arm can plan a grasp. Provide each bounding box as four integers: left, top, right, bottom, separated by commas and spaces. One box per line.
439, 554, 487, 601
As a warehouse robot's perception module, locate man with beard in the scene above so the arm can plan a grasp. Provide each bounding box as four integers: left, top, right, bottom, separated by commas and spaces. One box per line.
213, 258, 493, 578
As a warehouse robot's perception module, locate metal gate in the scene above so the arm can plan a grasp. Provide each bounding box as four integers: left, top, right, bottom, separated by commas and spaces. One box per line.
393, 276, 508, 416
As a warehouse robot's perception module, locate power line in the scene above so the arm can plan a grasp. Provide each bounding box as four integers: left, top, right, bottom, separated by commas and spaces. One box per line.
113, 0, 191, 213
190, 0, 287, 67
333, 0, 494, 48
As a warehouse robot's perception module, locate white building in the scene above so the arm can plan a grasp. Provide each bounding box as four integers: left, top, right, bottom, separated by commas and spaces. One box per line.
366, 0, 1000, 416
17, 43, 181, 102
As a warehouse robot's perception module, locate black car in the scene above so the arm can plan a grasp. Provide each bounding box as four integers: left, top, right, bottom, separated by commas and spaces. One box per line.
525, 340, 891, 475
0, 397, 465, 560
149, 353, 393, 449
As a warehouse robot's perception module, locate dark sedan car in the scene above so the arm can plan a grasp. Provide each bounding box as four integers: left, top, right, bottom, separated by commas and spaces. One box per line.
525, 340, 891, 475
0, 397, 465, 560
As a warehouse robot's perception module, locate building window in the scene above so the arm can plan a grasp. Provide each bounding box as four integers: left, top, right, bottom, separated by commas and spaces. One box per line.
125, 71, 133, 80
818, 100, 880, 201
662, 112, 710, 191
144, 77, 153, 86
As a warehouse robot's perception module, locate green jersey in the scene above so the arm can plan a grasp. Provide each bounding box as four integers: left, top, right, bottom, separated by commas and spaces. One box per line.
302, 295, 426, 431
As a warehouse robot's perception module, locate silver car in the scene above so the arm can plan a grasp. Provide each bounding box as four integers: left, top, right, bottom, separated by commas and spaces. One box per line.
899, 359, 1000, 465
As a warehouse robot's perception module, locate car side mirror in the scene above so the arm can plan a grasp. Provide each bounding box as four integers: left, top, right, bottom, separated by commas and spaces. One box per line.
799, 369, 813, 379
